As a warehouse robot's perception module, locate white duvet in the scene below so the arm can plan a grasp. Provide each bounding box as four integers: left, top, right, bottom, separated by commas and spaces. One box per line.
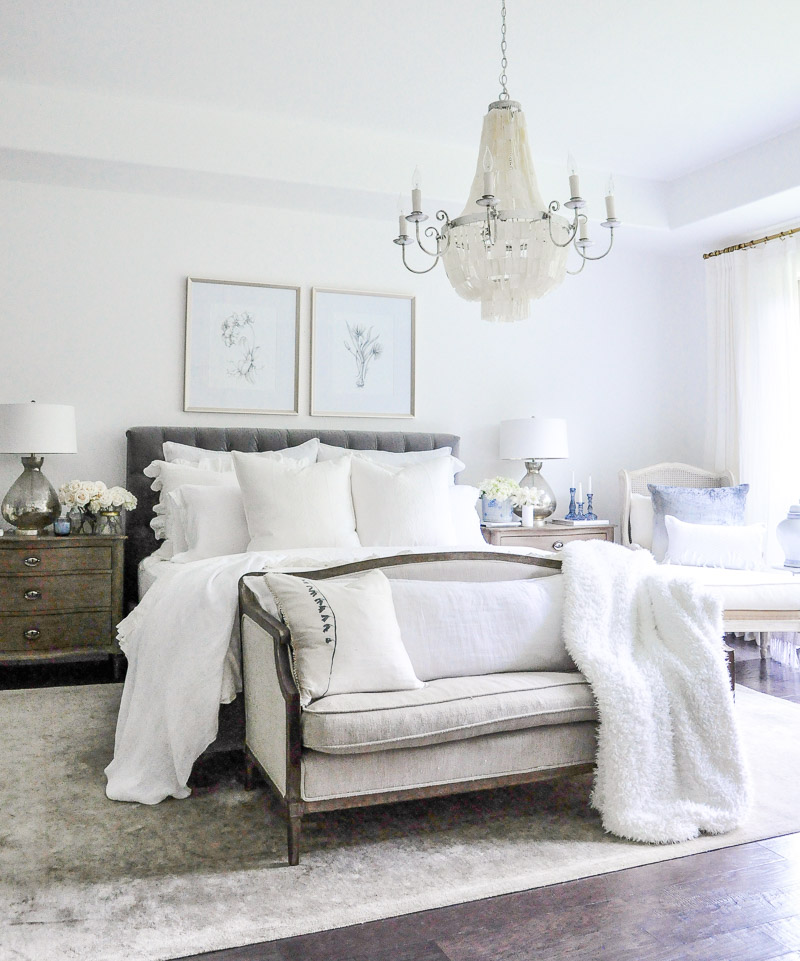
105, 546, 496, 805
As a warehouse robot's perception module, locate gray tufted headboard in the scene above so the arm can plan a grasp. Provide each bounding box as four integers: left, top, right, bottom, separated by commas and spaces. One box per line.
124, 426, 461, 610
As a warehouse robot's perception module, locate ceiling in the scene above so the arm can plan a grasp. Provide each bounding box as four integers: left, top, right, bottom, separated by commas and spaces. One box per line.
2, 0, 800, 183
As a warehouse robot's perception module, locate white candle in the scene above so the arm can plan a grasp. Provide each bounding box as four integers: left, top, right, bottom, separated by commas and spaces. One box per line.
588, 475, 593, 494
411, 167, 422, 213
568, 153, 580, 199
578, 482, 583, 503
571, 471, 575, 489
605, 175, 616, 220
483, 147, 496, 196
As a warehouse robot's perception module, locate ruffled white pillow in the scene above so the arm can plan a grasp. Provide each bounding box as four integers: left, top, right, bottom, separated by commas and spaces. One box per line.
162, 438, 319, 471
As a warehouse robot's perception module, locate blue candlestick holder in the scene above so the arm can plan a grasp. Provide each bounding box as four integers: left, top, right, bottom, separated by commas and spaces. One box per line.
585, 493, 597, 521
576, 501, 586, 520
565, 487, 577, 520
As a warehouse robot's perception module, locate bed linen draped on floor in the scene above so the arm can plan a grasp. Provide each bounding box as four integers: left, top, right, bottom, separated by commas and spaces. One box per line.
560, 540, 750, 843
105, 547, 483, 805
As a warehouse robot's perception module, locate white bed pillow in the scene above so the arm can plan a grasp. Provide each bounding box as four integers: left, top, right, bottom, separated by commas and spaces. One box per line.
317, 443, 465, 482
233, 452, 360, 551
390, 576, 570, 681
169, 485, 250, 563
265, 569, 423, 707
162, 438, 319, 471
629, 492, 654, 549
664, 514, 767, 570
350, 457, 456, 547
144, 461, 240, 556
449, 485, 485, 546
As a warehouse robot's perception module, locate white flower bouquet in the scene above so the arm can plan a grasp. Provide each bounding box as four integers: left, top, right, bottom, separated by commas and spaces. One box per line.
511, 486, 547, 508
478, 476, 521, 501
58, 481, 137, 533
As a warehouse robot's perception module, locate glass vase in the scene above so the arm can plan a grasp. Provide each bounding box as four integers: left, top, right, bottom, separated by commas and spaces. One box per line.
93, 510, 123, 536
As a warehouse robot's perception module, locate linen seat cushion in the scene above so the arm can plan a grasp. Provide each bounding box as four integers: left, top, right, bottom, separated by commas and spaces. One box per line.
670, 566, 800, 611
301, 671, 595, 755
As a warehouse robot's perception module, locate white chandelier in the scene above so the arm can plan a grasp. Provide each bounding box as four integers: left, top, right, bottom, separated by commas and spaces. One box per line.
393, 1, 621, 323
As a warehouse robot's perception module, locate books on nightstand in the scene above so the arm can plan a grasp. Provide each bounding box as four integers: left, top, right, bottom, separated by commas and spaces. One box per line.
550, 518, 610, 526
481, 521, 522, 528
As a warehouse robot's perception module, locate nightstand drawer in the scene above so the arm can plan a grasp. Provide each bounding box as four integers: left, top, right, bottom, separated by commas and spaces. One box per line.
0, 546, 111, 574
0, 573, 111, 612
506, 531, 609, 551
0, 612, 112, 652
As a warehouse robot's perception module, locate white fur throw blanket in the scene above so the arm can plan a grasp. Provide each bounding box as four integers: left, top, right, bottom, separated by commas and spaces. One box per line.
560, 540, 750, 843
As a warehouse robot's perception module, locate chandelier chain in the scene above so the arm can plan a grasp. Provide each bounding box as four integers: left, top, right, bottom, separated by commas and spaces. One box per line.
498, 0, 509, 100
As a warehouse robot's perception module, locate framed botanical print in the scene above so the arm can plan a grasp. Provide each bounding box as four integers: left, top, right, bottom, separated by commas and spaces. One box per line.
310, 288, 415, 417
184, 278, 300, 414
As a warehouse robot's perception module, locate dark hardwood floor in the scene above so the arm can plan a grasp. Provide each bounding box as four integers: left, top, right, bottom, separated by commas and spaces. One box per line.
179, 636, 800, 961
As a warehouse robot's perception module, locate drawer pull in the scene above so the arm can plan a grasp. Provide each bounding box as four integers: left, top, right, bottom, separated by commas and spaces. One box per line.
24, 556, 41, 567
24, 628, 41, 640
24, 589, 42, 601
551, 541, 565, 551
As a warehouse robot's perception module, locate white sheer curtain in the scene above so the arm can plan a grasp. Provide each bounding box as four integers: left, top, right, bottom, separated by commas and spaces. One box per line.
705, 233, 800, 566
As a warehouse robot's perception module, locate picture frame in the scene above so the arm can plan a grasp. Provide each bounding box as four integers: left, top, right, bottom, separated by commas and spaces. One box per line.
310, 288, 415, 417
184, 278, 300, 414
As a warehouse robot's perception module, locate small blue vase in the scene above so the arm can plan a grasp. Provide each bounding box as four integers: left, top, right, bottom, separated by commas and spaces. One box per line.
481, 496, 515, 524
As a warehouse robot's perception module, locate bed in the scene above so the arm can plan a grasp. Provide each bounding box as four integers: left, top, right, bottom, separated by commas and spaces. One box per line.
110, 426, 479, 802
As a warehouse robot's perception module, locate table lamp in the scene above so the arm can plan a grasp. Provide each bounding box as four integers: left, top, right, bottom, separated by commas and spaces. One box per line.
0, 402, 77, 535
499, 416, 569, 524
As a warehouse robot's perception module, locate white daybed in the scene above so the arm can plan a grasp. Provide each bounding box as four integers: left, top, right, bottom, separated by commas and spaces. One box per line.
619, 461, 800, 659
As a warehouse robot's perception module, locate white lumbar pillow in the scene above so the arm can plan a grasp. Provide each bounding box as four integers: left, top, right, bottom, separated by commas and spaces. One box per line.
629, 492, 654, 550
350, 456, 456, 547
233, 452, 360, 551
265, 569, 423, 707
389, 576, 571, 681
317, 443, 465, 482
162, 438, 319, 470
664, 514, 766, 570
170, 485, 250, 563
449, 485, 485, 546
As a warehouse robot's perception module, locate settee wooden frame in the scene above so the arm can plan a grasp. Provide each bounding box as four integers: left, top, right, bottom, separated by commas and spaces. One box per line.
237, 550, 592, 866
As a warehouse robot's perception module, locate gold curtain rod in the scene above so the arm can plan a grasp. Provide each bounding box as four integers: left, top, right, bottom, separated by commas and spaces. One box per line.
703, 225, 800, 260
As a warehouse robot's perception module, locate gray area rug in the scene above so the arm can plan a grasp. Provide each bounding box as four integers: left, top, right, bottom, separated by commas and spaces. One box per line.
3, 683, 799, 961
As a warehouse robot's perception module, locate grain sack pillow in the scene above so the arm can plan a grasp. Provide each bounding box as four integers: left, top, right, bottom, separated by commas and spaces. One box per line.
265, 569, 424, 707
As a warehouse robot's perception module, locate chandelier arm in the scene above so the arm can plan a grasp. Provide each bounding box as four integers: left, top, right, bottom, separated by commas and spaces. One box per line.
575, 228, 616, 262
413, 220, 442, 258
401, 244, 441, 275
546, 201, 578, 248
566, 256, 588, 276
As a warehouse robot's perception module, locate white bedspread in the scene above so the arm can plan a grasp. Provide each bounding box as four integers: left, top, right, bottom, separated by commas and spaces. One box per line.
105, 546, 493, 805
561, 540, 750, 842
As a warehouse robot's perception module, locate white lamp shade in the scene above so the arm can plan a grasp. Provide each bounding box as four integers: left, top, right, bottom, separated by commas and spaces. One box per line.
499, 417, 569, 460
0, 403, 77, 454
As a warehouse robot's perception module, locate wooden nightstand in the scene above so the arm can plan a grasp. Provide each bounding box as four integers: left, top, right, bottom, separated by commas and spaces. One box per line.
0, 534, 125, 679
481, 521, 615, 553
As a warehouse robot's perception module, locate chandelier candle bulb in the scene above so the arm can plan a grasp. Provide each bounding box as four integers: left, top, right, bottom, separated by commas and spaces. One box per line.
579, 217, 589, 242
568, 154, 580, 198
398, 210, 408, 236
482, 147, 496, 196
411, 167, 422, 213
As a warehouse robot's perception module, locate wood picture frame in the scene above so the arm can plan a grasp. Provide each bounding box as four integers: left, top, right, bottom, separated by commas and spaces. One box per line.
310, 288, 415, 418
184, 278, 300, 414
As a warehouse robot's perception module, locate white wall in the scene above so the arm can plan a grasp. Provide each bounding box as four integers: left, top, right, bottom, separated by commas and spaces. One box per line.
0, 178, 706, 534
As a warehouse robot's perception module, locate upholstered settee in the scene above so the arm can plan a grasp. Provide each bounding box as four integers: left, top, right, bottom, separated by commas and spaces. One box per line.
238, 551, 599, 865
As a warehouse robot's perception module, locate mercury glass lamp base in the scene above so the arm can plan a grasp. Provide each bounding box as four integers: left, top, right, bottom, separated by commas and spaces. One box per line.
0, 455, 61, 535
518, 459, 557, 524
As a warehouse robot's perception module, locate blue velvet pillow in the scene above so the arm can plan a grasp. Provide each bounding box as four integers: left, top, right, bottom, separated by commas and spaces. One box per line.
647, 483, 749, 561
